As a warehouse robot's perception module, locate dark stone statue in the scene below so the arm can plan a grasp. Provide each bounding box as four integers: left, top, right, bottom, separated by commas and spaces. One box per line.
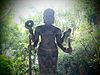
27, 8, 72, 75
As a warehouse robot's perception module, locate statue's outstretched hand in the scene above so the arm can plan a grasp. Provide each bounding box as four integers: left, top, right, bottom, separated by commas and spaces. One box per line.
64, 30, 71, 37
64, 47, 72, 53
29, 34, 33, 40
29, 34, 34, 42
28, 45, 33, 50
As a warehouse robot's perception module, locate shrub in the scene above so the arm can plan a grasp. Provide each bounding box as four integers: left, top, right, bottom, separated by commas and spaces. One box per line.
0, 55, 14, 75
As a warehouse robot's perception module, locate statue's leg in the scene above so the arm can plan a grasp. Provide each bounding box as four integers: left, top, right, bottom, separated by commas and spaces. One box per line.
38, 49, 48, 75
48, 51, 58, 75
38, 49, 58, 75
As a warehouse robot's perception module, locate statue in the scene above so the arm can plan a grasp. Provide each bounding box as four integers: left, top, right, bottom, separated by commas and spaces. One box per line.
25, 8, 72, 75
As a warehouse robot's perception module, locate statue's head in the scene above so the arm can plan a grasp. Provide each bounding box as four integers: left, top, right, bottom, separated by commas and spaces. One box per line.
43, 8, 55, 25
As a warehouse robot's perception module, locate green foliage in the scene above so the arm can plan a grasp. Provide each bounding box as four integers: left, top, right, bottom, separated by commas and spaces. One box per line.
0, 55, 14, 75
0, 0, 100, 75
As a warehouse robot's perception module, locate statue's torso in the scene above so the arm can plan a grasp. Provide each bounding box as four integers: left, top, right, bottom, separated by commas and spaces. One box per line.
37, 25, 60, 50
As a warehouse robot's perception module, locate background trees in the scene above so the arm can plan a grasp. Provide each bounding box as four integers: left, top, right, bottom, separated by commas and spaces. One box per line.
0, 0, 100, 75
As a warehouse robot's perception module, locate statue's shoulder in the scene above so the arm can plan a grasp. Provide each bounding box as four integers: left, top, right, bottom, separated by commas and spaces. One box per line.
53, 26, 61, 32
35, 25, 44, 30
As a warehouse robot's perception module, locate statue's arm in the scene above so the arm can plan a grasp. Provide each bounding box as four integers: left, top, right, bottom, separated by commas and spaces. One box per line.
33, 27, 39, 47
56, 29, 66, 52
60, 29, 71, 44
56, 29, 72, 53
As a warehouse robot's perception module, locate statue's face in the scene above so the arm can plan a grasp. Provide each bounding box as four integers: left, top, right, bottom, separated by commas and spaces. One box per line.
44, 15, 54, 25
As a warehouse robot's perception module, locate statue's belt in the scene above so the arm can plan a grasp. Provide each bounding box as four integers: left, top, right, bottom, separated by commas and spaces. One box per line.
38, 47, 58, 52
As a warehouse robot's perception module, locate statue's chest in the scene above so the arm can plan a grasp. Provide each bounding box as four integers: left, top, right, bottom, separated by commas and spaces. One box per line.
40, 27, 56, 36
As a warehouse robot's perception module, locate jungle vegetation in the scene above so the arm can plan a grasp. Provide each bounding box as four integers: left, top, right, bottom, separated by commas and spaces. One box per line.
0, 0, 100, 75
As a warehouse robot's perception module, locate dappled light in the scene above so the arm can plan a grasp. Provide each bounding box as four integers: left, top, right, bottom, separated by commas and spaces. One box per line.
0, 0, 100, 75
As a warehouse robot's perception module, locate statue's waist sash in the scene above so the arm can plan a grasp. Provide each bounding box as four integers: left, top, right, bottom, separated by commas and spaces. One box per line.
38, 47, 58, 52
